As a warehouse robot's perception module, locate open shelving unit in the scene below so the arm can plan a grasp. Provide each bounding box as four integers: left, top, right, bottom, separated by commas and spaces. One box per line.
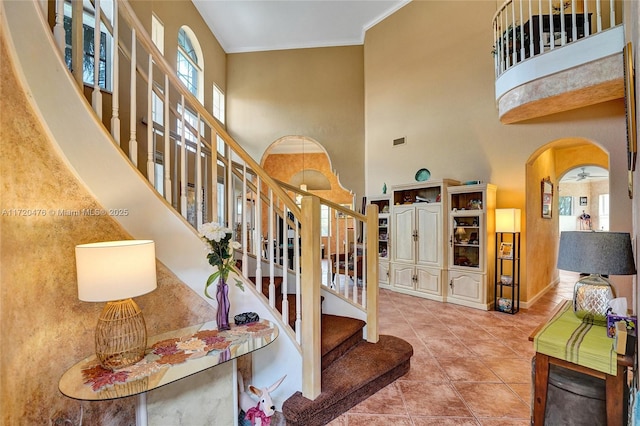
495, 231, 520, 314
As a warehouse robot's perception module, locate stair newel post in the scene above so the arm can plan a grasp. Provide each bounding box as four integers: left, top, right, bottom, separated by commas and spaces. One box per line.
301, 195, 321, 400
365, 204, 380, 343
241, 162, 249, 268
146, 52, 154, 189
91, 0, 102, 118
179, 94, 187, 216
110, 0, 120, 144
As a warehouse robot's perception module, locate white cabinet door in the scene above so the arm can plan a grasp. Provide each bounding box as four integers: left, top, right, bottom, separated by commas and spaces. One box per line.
415, 266, 441, 296
391, 263, 415, 290
447, 270, 488, 309
392, 206, 415, 263
416, 204, 441, 267
379, 261, 390, 286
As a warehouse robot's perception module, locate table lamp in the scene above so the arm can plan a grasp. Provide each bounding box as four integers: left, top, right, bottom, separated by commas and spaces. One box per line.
75, 240, 157, 370
557, 231, 636, 325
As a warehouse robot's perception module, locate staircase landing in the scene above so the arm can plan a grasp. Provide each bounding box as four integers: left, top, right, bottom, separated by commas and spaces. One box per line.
283, 317, 413, 426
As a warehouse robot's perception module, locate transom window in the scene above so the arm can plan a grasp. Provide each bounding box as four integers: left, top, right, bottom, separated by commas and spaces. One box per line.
177, 27, 202, 100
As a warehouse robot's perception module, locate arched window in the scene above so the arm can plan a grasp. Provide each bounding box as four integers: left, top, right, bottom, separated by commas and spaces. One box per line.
177, 26, 203, 102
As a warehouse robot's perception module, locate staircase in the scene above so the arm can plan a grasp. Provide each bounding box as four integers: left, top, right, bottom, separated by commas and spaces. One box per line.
8, 0, 414, 421
250, 273, 413, 424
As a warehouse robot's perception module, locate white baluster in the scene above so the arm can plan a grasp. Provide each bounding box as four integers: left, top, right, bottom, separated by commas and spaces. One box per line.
559, 1, 566, 45
583, 0, 589, 36
255, 177, 263, 289
179, 95, 187, 217
294, 218, 302, 344
548, 0, 554, 49
269, 190, 275, 308
226, 144, 233, 227
71, 0, 83, 86
129, 28, 138, 166
196, 113, 203, 230
538, 0, 544, 53
163, 75, 171, 203
527, 0, 533, 57
571, 0, 577, 43
595, 0, 602, 32
281, 205, 290, 326
608, 0, 614, 28
53, 0, 65, 55
92, 0, 102, 118
519, 0, 524, 61
146, 53, 154, 188
242, 162, 249, 269
111, 0, 120, 143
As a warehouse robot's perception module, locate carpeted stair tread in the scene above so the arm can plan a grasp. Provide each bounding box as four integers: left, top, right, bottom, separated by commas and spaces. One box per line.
321, 314, 365, 370
282, 334, 413, 426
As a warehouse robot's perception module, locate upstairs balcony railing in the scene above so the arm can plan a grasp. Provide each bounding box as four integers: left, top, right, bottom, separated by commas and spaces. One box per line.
493, 0, 622, 77
46, 0, 379, 400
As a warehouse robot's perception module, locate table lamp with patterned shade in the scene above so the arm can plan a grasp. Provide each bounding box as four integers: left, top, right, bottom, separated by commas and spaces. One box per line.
75, 240, 157, 370
557, 231, 636, 325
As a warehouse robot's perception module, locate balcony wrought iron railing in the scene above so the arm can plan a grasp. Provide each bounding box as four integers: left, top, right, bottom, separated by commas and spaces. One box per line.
493, 0, 622, 77
46, 0, 379, 401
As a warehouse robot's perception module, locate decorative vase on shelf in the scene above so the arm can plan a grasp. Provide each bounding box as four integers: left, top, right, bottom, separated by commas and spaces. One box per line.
216, 276, 231, 331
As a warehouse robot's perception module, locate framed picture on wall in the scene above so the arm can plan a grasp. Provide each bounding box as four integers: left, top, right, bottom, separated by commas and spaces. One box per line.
624, 42, 637, 199
579, 196, 588, 206
541, 177, 553, 219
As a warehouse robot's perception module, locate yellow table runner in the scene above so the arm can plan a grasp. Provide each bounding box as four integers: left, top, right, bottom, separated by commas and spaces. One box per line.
533, 300, 617, 375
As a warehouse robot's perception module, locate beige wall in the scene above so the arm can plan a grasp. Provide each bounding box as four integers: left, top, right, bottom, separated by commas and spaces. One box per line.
364, 1, 632, 304
226, 46, 365, 201
0, 34, 214, 425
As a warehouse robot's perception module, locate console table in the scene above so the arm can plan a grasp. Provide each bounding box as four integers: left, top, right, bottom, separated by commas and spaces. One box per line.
529, 301, 632, 425
59, 320, 278, 425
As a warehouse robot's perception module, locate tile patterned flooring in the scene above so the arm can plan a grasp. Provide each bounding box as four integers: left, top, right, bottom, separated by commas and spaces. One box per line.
326, 273, 576, 425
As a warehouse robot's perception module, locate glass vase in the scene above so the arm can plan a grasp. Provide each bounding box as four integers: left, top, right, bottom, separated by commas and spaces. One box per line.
216, 276, 231, 331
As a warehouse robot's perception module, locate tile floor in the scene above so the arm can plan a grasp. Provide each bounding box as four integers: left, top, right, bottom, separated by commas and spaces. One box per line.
326, 272, 577, 425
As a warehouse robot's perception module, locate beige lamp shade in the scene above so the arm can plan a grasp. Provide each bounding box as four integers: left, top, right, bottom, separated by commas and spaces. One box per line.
495, 209, 521, 233
76, 240, 157, 302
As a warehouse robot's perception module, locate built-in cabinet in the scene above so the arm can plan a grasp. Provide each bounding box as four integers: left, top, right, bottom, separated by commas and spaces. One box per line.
388, 180, 458, 301
369, 196, 391, 287
447, 184, 497, 310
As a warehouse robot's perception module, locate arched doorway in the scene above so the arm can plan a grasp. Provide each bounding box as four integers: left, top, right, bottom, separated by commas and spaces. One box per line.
260, 136, 356, 262
524, 139, 609, 306
558, 166, 609, 232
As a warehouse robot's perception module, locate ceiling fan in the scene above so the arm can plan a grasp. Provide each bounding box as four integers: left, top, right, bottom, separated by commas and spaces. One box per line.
573, 167, 608, 181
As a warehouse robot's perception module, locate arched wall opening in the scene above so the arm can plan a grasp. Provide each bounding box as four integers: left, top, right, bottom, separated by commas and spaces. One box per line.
260, 135, 355, 257
524, 138, 632, 307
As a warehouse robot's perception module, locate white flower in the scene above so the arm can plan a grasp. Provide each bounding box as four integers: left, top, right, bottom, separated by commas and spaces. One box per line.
200, 222, 231, 243
230, 241, 241, 250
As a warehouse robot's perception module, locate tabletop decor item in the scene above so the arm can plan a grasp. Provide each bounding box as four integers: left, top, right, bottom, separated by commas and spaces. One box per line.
414, 168, 431, 182
200, 222, 243, 330
75, 240, 157, 370
557, 231, 637, 325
